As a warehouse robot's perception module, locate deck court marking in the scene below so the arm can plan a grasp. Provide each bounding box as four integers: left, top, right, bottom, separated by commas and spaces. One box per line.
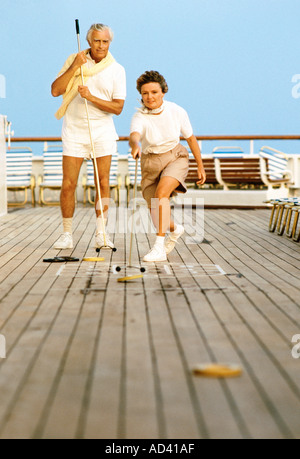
55, 262, 227, 281
55, 266, 66, 277
55, 263, 226, 290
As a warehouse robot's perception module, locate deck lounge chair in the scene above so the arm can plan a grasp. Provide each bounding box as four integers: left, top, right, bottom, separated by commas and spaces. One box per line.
38, 145, 63, 206
186, 154, 219, 189
212, 146, 264, 191
212, 146, 292, 191
212, 147, 267, 190
259, 146, 293, 188
6, 146, 36, 207
212, 146, 244, 158
82, 151, 122, 205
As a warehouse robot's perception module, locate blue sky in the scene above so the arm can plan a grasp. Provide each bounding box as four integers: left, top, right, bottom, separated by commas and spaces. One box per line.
1, 0, 300, 154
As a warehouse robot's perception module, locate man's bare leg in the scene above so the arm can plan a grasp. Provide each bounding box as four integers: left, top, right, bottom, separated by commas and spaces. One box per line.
61, 156, 84, 218
94, 155, 115, 248
53, 156, 83, 249
94, 155, 112, 219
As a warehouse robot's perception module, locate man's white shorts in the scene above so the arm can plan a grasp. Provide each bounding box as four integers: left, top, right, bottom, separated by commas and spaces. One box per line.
62, 139, 117, 159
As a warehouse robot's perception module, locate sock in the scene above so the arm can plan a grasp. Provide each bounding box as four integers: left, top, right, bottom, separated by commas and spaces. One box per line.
172, 224, 183, 235
63, 218, 72, 234
96, 217, 107, 233
155, 235, 165, 248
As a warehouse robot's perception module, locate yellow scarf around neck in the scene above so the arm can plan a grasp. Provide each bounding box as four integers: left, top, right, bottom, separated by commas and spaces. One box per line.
55, 50, 115, 120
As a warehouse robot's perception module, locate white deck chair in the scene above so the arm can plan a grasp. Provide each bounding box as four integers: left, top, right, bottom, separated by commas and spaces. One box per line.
6, 146, 36, 206
38, 145, 63, 205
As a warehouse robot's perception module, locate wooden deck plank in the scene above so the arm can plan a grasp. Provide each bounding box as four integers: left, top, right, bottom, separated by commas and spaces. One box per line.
168, 234, 251, 437
77, 209, 127, 439
38, 289, 107, 439
218, 209, 300, 266
123, 285, 159, 439
174, 210, 299, 438
201, 215, 300, 311
205, 210, 300, 324
162, 237, 241, 438
135, 223, 201, 439
170, 224, 281, 439
215, 209, 300, 280
107, 211, 161, 440
0, 270, 88, 438
0, 208, 97, 438
0, 205, 299, 439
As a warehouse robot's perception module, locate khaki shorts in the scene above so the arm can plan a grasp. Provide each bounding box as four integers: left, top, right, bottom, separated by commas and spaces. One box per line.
141, 143, 189, 207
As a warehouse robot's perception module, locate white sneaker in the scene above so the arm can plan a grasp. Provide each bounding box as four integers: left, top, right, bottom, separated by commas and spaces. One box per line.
143, 244, 167, 262
164, 225, 185, 255
95, 231, 115, 249
53, 232, 73, 249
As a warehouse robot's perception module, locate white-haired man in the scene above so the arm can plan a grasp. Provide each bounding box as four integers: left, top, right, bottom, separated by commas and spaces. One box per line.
51, 23, 126, 249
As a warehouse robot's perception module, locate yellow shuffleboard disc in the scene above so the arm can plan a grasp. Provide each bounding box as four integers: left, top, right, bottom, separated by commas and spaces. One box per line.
117, 274, 144, 282
82, 257, 105, 262
192, 363, 242, 378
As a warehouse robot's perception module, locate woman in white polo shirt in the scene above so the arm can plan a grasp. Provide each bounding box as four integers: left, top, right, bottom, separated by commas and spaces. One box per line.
129, 70, 206, 262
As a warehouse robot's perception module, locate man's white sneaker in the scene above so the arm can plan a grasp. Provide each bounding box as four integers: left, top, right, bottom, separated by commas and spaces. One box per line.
53, 232, 73, 249
143, 244, 167, 262
95, 231, 115, 249
164, 225, 185, 255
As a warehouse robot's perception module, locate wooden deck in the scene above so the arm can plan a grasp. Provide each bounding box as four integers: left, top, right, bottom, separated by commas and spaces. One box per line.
0, 204, 300, 439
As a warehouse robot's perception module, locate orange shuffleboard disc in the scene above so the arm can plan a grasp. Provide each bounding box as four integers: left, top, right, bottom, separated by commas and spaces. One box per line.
82, 257, 105, 262
117, 274, 144, 282
192, 363, 242, 378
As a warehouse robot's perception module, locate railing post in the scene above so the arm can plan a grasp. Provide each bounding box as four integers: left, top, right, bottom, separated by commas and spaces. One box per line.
0, 115, 7, 217
293, 156, 300, 188
249, 139, 254, 155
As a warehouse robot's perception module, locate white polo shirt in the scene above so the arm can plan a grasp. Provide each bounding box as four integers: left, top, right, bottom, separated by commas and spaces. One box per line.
130, 101, 193, 154
61, 53, 126, 143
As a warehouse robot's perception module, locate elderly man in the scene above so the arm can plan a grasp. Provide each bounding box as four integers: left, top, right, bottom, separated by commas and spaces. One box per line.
51, 23, 126, 249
